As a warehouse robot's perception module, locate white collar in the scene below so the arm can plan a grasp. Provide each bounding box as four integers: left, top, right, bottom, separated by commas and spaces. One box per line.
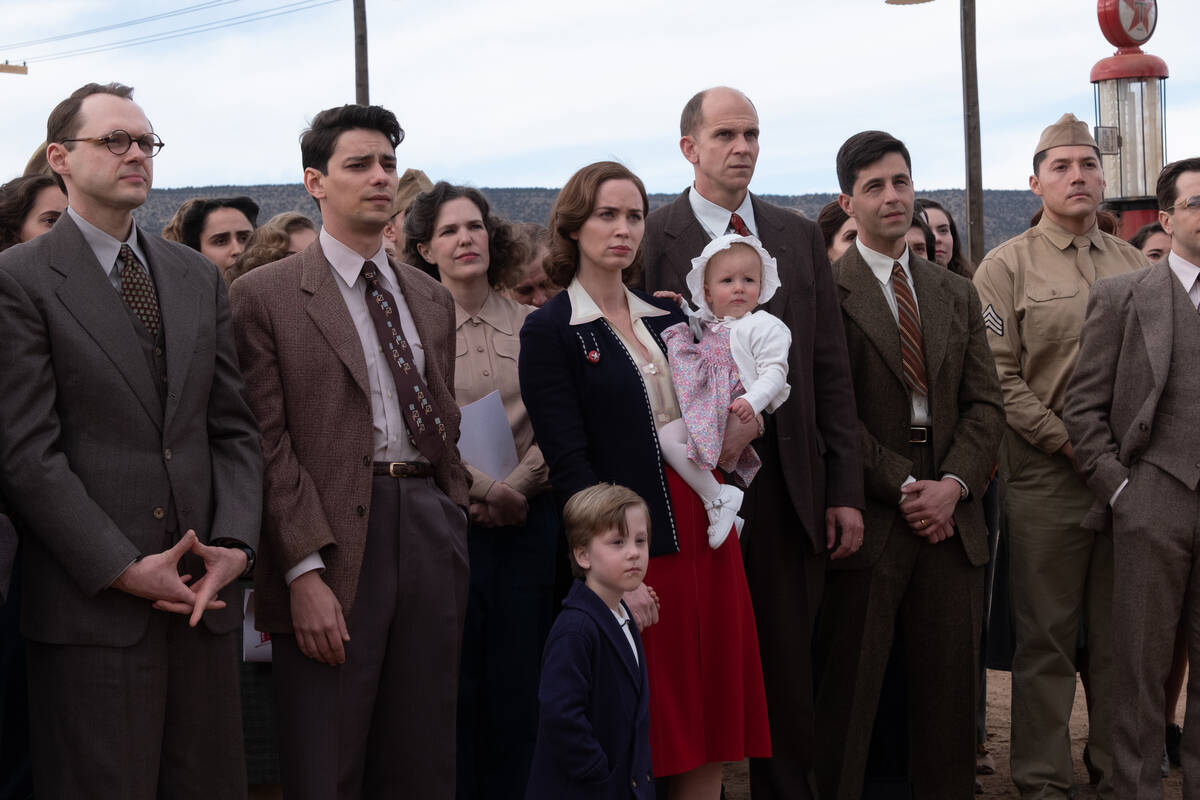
1167, 250, 1200, 294
566, 277, 669, 326
856, 237, 912, 287
319, 228, 394, 291
688, 186, 756, 239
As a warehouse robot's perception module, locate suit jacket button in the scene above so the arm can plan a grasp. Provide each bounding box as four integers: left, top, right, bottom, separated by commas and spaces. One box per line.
631, 780, 637, 788
356, 504, 366, 517
362, 455, 370, 466
1139, 422, 1149, 431
152, 507, 166, 520
163, 448, 172, 460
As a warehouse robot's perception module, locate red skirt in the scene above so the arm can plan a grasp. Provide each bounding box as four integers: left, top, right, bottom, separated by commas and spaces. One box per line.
640, 466, 771, 776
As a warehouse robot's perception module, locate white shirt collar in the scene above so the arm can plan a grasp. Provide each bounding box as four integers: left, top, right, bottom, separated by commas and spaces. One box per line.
319, 228, 395, 292
67, 206, 147, 278
856, 237, 912, 287
1168, 250, 1200, 296
566, 277, 669, 326
688, 186, 756, 239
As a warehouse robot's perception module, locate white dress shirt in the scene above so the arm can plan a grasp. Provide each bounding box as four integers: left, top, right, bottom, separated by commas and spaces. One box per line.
688, 186, 757, 240
613, 603, 639, 665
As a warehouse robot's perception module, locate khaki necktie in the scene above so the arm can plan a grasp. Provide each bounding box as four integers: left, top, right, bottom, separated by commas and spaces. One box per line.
1074, 235, 1096, 284
891, 261, 928, 397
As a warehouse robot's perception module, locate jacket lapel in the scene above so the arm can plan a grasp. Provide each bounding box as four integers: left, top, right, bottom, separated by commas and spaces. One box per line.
909, 256, 950, 381
567, 582, 642, 689
750, 195, 792, 313
49, 217, 163, 429
1132, 260, 1175, 390
143, 233, 199, 427
392, 263, 448, 389
300, 245, 370, 398
836, 247, 907, 389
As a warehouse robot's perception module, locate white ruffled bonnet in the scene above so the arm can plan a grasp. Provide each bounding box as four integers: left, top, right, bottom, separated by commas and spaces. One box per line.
685, 233, 781, 321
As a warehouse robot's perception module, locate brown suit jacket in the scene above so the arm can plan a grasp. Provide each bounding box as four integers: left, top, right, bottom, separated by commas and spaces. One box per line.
230, 241, 469, 633
1063, 260, 1187, 529
640, 190, 863, 551
831, 246, 1003, 569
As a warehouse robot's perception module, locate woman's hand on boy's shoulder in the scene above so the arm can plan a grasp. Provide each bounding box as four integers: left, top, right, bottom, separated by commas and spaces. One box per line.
623, 584, 659, 631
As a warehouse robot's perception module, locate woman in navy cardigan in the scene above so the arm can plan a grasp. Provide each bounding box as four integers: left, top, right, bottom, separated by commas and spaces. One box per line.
519, 162, 769, 798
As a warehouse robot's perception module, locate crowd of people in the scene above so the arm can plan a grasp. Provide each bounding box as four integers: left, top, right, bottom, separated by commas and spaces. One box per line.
0, 79, 1198, 800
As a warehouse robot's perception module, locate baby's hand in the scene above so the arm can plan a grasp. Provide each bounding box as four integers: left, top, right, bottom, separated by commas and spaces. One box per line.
653, 290, 684, 305
729, 398, 754, 423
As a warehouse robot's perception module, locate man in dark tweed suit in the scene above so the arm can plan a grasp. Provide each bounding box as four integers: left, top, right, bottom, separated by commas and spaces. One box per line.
1065, 156, 1200, 799
639, 86, 864, 800
814, 130, 1003, 799
230, 104, 470, 800
0, 82, 262, 798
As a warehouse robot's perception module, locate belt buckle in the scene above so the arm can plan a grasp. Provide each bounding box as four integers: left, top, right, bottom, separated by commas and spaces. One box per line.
388, 462, 409, 478
909, 426, 929, 444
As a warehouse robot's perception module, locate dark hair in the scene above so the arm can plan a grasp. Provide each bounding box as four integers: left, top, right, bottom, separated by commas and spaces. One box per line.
909, 212, 935, 260
817, 200, 850, 251
402, 182, 524, 288
225, 225, 292, 285
1096, 209, 1118, 235
1156, 157, 1200, 212
45, 82, 136, 191
300, 104, 404, 175
915, 198, 973, 278
0, 174, 62, 251
178, 197, 260, 252
563, 484, 651, 579
548, 161, 649, 288
835, 130, 912, 195
1128, 220, 1166, 250
1033, 145, 1101, 176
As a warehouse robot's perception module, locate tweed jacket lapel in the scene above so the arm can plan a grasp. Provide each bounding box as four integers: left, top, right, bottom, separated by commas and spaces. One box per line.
391, 260, 450, 390
750, 196, 793, 313
1131, 260, 1175, 392
299, 243, 370, 398
836, 246, 907, 389
908, 255, 951, 382
48, 215, 163, 430
141, 231, 199, 427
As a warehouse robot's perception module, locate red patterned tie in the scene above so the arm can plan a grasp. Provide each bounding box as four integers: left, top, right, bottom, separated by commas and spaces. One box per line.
361, 262, 449, 463
891, 261, 928, 397
728, 213, 751, 236
118, 244, 160, 336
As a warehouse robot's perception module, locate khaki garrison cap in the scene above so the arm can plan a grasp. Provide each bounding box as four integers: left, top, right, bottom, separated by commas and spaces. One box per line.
1034, 113, 1098, 158
392, 168, 433, 217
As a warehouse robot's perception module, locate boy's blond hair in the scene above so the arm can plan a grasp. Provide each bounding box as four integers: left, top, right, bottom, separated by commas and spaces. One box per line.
563, 484, 651, 578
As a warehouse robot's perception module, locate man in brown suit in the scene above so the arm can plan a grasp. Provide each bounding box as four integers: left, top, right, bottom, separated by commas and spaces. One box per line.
639, 86, 864, 800
230, 104, 470, 799
814, 131, 1003, 799
1064, 156, 1200, 799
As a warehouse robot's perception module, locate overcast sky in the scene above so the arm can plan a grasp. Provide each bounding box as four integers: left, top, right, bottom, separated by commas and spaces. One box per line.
3, 0, 1197, 195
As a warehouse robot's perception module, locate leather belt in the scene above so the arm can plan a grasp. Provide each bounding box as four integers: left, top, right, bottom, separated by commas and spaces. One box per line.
373, 461, 435, 478
909, 426, 931, 444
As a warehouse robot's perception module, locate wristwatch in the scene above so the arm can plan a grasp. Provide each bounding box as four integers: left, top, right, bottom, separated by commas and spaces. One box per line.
211, 538, 256, 579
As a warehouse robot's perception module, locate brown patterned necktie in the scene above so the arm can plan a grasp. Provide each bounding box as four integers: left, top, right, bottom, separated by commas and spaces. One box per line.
118, 244, 160, 337
728, 212, 751, 237
891, 261, 928, 397
360, 262, 448, 463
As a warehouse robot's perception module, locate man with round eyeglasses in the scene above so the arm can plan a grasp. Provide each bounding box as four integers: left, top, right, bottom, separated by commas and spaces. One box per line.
0, 82, 262, 798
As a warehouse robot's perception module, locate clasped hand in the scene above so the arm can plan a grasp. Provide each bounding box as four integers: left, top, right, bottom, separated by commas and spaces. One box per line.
899, 478, 961, 544
111, 529, 247, 627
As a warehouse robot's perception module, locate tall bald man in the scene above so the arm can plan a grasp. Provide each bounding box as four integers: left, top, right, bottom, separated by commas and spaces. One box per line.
974, 113, 1147, 800
640, 86, 864, 799
0, 82, 262, 798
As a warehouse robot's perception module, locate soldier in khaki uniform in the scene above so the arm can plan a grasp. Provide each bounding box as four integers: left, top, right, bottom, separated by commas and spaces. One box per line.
973, 114, 1147, 800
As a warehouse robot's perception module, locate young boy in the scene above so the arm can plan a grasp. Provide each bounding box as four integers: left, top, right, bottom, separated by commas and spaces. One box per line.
525, 484, 655, 799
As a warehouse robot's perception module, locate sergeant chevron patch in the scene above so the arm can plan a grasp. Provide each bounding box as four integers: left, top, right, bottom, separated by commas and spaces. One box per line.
983, 304, 1004, 336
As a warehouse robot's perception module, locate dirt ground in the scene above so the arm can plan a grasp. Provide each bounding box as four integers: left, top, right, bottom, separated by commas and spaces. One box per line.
720, 670, 1186, 799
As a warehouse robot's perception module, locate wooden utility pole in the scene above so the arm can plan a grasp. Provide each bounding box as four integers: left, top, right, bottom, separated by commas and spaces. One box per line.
960, 0, 985, 265
0, 62, 28, 75
353, 0, 368, 104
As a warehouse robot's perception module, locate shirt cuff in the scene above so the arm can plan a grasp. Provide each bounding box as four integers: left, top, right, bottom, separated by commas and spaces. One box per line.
899, 475, 916, 505
943, 473, 969, 500
285, 552, 325, 585
1110, 478, 1129, 507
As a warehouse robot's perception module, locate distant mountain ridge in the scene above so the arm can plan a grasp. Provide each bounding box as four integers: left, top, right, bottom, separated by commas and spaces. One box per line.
133, 185, 1044, 255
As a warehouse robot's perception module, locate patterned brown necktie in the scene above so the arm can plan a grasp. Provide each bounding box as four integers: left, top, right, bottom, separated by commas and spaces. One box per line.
728, 212, 751, 237
361, 262, 448, 463
891, 261, 928, 397
118, 244, 160, 336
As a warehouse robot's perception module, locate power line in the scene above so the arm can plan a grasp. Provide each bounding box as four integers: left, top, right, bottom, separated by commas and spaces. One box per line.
0, 1, 242, 50
20, 0, 341, 64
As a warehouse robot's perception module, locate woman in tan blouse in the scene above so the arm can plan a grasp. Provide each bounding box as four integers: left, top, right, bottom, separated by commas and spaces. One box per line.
404, 183, 557, 799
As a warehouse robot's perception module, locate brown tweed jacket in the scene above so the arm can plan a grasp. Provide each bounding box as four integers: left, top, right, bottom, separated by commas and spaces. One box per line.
230, 240, 468, 633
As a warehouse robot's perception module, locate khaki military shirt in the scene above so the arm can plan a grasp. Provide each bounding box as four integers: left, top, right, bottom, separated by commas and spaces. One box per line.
973, 215, 1147, 454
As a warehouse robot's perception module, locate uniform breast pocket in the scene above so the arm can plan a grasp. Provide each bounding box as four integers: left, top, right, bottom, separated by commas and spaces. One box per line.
1024, 282, 1084, 342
